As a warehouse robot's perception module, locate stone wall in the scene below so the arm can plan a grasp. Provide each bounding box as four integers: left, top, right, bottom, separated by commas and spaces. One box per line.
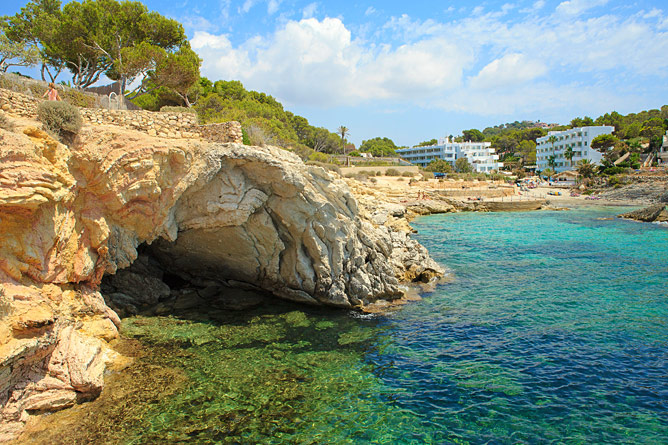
0, 87, 242, 144
78, 108, 200, 139
199, 121, 244, 144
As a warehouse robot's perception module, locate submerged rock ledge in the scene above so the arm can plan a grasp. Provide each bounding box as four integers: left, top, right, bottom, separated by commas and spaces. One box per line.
0, 118, 442, 440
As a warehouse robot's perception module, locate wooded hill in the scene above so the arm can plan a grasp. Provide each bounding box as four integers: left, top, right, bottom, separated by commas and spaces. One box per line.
454, 107, 668, 170
135, 78, 345, 158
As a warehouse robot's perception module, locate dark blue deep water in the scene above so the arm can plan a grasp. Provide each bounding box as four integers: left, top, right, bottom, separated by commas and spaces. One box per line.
26, 207, 668, 444
378, 207, 668, 443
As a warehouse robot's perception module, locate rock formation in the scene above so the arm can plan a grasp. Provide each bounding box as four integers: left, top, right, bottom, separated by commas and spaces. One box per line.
0, 114, 442, 440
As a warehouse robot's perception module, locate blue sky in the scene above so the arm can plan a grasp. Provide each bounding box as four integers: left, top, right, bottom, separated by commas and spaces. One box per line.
3, 0, 668, 147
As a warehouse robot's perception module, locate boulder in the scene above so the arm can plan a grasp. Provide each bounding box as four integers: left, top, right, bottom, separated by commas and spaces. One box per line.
619, 204, 667, 222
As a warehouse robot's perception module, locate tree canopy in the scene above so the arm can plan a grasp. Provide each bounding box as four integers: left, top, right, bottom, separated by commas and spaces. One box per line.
359, 137, 399, 157
0, 27, 39, 72
462, 128, 484, 142
2, 0, 194, 101
416, 138, 437, 147
455, 157, 472, 173
424, 159, 453, 173
590, 134, 618, 152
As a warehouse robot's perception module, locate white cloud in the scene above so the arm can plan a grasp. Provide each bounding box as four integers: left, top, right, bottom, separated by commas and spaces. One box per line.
643, 8, 662, 19
556, 0, 608, 16
267, 0, 281, 15
519, 0, 545, 14
501, 3, 516, 14
241, 0, 256, 14
180, 15, 217, 33
365, 6, 376, 16
302, 3, 317, 18
469, 53, 547, 89
192, 18, 468, 106
190, 3, 668, 116
441, 81, 633, 118
218, 0, 232, 20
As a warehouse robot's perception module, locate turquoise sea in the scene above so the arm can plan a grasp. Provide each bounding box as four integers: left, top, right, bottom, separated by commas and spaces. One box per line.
26, 207, 668, 444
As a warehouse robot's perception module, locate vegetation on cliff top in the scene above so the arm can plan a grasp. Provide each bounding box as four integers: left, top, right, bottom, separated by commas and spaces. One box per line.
3, 1, 667, 168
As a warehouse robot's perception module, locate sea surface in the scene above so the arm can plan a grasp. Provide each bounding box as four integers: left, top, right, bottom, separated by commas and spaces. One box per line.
24, 207, 668, 444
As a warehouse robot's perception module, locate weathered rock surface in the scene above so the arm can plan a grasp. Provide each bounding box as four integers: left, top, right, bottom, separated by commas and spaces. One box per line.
619, 204, 668, 222
597, 179, 668, 204
0, 114, 443, 440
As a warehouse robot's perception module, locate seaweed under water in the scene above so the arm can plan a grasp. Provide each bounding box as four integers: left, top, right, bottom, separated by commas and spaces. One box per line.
19, 301, 429, 444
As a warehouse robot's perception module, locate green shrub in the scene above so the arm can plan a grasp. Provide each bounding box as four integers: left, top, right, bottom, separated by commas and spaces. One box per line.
305, 160, 341, 175
37, 101, 82, 143
61, 89, 96, 108
607, 174, 629, 187
308, 151, 330, 163
242, 128, 251, 145
385, 168, 400, 176
402, 171, 414, 177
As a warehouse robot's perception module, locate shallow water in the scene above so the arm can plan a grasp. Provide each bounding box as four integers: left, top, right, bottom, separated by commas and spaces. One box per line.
22, 207, 668, 444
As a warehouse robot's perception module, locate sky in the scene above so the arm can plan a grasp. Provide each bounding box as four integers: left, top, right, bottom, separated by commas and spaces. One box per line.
3, 0, 668, 147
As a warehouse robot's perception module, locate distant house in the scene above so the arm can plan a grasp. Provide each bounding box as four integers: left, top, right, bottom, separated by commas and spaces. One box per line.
536, 126, 614, 173
532, 122, 560, 129
553, 170, 578, 186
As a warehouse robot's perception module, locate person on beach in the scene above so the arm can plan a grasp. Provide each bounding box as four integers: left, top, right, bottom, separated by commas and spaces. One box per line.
43, 83, 61, 101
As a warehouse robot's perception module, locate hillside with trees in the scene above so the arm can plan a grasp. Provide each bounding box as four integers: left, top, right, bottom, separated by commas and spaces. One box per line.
421, 108, 668, 174
358, 137, 400, 157
1, 0, 347, 160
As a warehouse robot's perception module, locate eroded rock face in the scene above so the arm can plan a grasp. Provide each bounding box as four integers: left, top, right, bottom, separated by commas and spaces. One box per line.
0, 117, 442, 439
619, 204, 668, 222
150, 145, 417, 307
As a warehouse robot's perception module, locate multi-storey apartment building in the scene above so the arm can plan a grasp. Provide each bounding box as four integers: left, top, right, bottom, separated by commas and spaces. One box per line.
396, 137, 502, 172
536, 126, 614, 172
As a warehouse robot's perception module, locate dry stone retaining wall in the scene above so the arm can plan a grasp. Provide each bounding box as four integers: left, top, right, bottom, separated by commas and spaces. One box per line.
0, 87, 242, 144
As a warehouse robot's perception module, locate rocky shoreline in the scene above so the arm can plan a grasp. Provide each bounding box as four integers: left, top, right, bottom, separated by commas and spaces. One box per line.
618, 204, 668, 223
2, 108, 665, 441
0, 114, 442, 441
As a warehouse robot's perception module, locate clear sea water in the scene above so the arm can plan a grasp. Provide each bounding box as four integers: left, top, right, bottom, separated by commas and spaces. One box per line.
24, 207, 668, 444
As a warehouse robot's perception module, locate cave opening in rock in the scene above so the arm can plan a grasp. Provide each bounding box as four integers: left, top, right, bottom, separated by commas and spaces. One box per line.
100, 243, 269, 319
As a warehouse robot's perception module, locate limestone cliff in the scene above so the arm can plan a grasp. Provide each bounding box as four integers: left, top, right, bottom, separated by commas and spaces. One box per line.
0, 115, 442, 440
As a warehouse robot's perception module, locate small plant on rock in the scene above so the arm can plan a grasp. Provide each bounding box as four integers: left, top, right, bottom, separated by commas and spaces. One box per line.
37, 101, 82, 144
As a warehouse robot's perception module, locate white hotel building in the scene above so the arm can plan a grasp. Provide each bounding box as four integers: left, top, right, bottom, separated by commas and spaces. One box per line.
536, 126, 614, 173
396, 138, 503, 172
